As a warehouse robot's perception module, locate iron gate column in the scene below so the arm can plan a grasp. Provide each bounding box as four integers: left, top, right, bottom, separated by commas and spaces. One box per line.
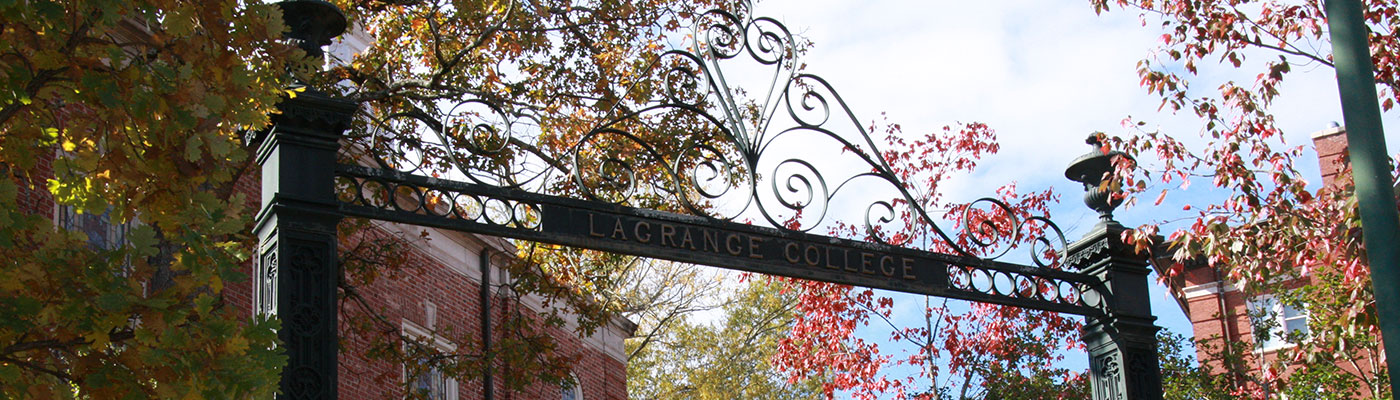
251, 2, 351, 398
251, 89, 355, 399
1069, 220, 1163, 400
1066, 136, 1163, 400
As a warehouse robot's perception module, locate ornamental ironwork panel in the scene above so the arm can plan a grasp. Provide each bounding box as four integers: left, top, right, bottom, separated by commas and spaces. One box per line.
339, 3, 1106, 314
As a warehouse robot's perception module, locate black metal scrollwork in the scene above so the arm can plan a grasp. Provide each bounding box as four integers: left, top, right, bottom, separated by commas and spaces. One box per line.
350, 1, 1069, 268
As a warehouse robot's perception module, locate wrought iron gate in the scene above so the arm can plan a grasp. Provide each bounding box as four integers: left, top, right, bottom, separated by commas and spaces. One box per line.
255, 2, 1165, 398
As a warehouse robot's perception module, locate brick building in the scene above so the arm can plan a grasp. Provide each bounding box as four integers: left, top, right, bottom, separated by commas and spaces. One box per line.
1152, 125, 1385, 396
318, 27, 635, 400
242, 214, 636, 400
24, 146, 636, 400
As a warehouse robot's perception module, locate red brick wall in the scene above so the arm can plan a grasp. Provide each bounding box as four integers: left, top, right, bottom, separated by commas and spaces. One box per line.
227, 165, 630, 400
13, 150, 56, 217
1180, 274, 1254, 374
328, 225, 629, 400
1304, 128, 1385, 396
224, 164, 260, 324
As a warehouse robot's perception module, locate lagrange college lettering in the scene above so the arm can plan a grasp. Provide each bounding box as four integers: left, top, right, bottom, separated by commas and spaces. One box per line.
586, 212, 918, 280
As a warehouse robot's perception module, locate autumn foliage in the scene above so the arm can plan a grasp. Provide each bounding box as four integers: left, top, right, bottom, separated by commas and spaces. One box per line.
1094, 0, 1394, 397
0, 0, 739, 396
768, 121, 1086, 399
0, 0, 301, 397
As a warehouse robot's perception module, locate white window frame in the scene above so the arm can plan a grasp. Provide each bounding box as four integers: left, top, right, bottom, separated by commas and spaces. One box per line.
55, 203, 146, 300
55, 204, 133, 252
561, 372, 583, 400
1248, 295, 1308, 352
402, 321, 459, 400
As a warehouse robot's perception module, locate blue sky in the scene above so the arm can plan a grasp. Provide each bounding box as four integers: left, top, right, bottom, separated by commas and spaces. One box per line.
741, 0, 1400, 395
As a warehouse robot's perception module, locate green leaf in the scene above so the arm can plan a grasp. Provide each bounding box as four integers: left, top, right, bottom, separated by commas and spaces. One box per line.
186, 135, 204, 161
205, 94, 227, 114
128, 225, 159, 257
95, 292, 128, 311
208, 131, 232, 157
194, 293, 216, 316
0, 297, 41, 330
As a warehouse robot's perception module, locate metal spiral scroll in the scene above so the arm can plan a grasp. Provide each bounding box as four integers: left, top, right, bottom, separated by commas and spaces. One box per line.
960, 198, 1068, 264
680, 142, 747, 207
660, 50, 712, 107
441, 99, 513, 157
697, 7, 791, 66
571, 128, 667, 206
362, 98, 544, 189
362, 111, 439, 175
694, 6, 798, 140
353, 1, 1071, 267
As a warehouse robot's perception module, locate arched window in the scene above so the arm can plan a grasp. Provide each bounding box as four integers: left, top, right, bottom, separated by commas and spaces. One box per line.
560, 373, 582, 400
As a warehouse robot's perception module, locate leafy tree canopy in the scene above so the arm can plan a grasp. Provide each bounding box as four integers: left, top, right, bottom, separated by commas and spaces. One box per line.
1093, 0, 1394, 397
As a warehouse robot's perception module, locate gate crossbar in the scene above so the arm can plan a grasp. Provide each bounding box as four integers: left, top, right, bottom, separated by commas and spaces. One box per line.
336, 164, 1105, 317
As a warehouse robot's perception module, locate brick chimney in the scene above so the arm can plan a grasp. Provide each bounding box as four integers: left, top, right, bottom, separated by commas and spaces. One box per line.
1311, 123, 1350, 189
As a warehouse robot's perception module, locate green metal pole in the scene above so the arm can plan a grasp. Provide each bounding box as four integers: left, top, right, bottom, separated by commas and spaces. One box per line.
1326, 0, 1400, 394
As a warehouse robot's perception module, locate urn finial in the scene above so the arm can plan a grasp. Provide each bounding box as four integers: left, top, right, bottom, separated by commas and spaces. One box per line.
1065, 134, 1133, 225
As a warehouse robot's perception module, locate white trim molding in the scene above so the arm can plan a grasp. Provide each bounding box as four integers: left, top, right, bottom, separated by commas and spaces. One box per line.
1182, 281, 1240, 299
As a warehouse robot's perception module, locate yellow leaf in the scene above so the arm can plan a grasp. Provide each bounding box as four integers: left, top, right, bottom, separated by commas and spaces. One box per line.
0, 274, 23, 291
61, 140, 76, 152
226, 336, 249, 354
85, 330, 110, 348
